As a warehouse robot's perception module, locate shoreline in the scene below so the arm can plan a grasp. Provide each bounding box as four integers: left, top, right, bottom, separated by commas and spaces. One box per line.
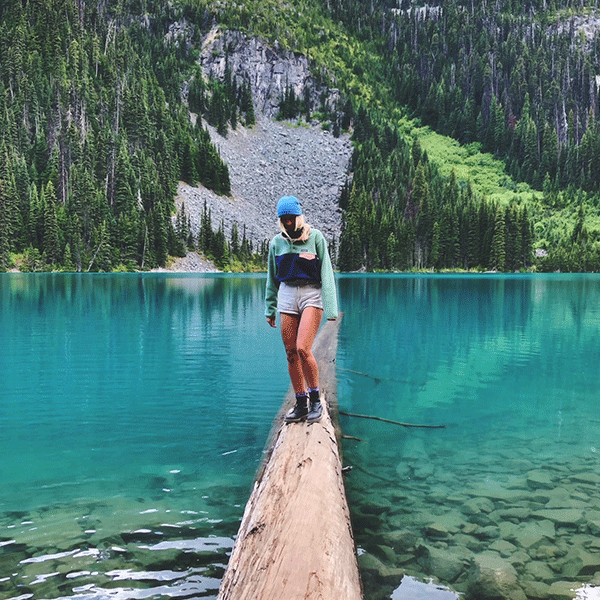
3, 251, 587, 275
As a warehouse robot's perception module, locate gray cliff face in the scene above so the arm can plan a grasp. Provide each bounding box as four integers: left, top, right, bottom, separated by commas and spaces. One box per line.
170, 28, 352, 272
198, 28, 342, 118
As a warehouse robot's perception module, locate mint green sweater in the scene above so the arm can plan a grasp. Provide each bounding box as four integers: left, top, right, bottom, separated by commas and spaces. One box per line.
265, 228, 339, 321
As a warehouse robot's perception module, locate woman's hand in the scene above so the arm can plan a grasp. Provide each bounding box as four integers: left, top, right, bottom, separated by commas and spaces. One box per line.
266, 315, 277, 328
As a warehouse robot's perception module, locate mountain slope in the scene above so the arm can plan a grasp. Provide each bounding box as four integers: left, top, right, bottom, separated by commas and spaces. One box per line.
174, 117, 351, 259
1, 0, 600, 272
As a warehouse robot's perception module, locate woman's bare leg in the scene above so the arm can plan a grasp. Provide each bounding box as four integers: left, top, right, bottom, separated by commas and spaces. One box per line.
295, 306, 323, 389
280, 307, 323, 393
281, 312, 304, 394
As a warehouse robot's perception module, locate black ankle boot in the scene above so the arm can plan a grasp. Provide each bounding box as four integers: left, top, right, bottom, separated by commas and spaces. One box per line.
307, 390, 323, 423
285, 394, 308, 423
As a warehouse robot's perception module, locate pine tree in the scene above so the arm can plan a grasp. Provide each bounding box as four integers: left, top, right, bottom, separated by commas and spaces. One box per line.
0, 180, 10, 269
411, 137, 423, 167
181, 135, 199, 186
212, 220, 229, 269
413, 161, 431, 268
62, 243, 75, 272
113, 138, 137, 216
490, 206, 506, 272
338, 215, 362, 272
430, 221, 441, 270
303, 87, 312, 121
230, 222, 240, 257
504, 204, 520, 271
153, 203, 169, 267
97, 220, 113, 272
464, 201, 480, 269
117, 206, 143, 266
329, 235, 337, 269
28, 184, 43, 249
199, 201, 213, 253
43, 181, 61, 267
188, 68, 206, 114
520, 205, 533, 268
0, 144, 23, 252
241, 80, 255, 127
218, 161, 231, 196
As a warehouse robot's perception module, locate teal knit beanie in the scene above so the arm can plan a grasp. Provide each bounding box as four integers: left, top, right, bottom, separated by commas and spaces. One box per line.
277, 196, 302, 218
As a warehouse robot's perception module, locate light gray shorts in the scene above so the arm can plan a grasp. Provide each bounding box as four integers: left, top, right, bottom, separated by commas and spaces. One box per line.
278, 281, 323, 315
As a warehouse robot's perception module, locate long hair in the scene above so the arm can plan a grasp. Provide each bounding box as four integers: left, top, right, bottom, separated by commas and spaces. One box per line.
279, 214, 311, 242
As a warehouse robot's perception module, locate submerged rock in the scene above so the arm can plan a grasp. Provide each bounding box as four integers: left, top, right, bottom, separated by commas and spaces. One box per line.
359, 552, 404, 581
425, 522, 450, 538
467, 553, 527, 600
384, 528, 418, 550
488, 539, 518, 557
463, 496, 496, 515
524, 559, 555, 581
561, 546, 600, 577
511, 520, 556, 549
418, 544, 470, 583
588, 517, 600, 535
547, 580, 581, 599
527, 470, 555, 490
520, 579, 551, 599
570, 471, 600, 485
401, 436, 429, 463
530, 508, 585, 527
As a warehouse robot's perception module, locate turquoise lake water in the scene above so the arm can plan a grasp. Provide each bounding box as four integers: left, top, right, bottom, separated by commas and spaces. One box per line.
1, 273, 599, 600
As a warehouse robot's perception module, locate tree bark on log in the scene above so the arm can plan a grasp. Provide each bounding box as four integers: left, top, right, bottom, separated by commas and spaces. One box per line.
217, 315, 363, 600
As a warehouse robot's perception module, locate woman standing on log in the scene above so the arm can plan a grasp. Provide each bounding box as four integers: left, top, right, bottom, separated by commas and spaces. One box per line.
265, 196, 338, 424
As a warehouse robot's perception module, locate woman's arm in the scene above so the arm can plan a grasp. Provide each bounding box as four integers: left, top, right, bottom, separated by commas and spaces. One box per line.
265, 237, 280, 321
315, 231, 338, 320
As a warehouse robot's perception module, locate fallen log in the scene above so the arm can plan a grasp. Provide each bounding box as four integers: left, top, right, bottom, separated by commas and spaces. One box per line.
217, 315, 363, 600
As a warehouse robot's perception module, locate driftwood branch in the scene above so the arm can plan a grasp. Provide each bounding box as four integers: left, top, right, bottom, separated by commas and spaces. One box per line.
340, 410, 446, 429
342, 434, 365, 443
350, 462, 398, 484
337, 367, 415, 386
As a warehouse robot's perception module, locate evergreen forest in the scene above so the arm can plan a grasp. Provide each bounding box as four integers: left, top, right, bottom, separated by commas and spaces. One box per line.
1, 0, 600, 272
0, 0, 247, 271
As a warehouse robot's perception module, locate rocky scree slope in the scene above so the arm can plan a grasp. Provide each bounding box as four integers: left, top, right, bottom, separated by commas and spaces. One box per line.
168, 29, 353, 272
